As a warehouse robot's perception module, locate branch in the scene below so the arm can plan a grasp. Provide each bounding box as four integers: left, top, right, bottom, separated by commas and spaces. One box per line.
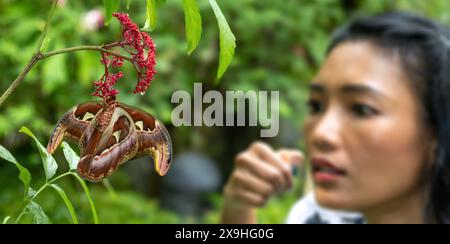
42, 46, 132, 62
0, 45, 133, 107
36, 0, 57, 55
0, 0, 58, 107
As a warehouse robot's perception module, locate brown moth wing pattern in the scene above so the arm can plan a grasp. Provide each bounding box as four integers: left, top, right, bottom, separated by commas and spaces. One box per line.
77, 107, 139, 182
47, 102, 102, 154
47, 101, 173, 182
120, 103, 173, 176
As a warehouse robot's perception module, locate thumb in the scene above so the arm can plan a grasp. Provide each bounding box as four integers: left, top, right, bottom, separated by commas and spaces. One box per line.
277, 149, 304, 167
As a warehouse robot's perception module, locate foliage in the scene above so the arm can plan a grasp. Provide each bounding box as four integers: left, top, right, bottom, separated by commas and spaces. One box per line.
0, 127, 97, 224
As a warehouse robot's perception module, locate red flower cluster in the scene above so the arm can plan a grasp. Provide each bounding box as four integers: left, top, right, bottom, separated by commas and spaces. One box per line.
93, 13, 157, 100
92, 52, 123, 98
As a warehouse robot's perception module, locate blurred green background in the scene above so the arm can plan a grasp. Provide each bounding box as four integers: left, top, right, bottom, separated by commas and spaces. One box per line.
1, 0, 450, 224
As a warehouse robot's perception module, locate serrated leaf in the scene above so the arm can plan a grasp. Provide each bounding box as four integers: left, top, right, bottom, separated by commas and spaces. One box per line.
209, 0, 236, 79
71, 173, 99, 224
0, 145, 31, 199
19, 126, 57, 180
142, 0, 157, 31
183, 0, 202, 55
3, 216, 11, 224
26, 201, 50, 224
103, 0, 120, 25
62, 142, 80, 171
50, 184, 78, 224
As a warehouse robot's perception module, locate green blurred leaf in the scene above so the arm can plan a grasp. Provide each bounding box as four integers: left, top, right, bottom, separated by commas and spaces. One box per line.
3, 216, 11, 224
42, 42, 67, 95
71, 173, 99, 224
26, 201, 50, 224
62, 142, 79, 171
0, 144, 18, 164
183, 0, 202, 55
50, 184, 78, 224
19, 126, 57, 181
103, 0, 120, 25
156, 0, 166, 7
102, 178, 118, 199
0, 145, 31, 199
209, 0, 236, 79
126, 0, 132, 10
142, 0, 157, 31
76, 51, 103, 86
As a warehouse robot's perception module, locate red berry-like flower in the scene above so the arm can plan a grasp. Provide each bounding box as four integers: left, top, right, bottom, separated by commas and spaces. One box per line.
93, 13, 157, 100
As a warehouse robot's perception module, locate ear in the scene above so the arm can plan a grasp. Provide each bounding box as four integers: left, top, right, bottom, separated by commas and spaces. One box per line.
119, 103, 172, 176
47, 102, 102, 154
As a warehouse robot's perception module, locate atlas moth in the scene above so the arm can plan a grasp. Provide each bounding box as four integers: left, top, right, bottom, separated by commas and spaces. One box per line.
47, 100, 172, 182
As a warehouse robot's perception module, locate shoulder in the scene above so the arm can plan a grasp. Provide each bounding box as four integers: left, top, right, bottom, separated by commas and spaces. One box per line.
285, 192, 364, 224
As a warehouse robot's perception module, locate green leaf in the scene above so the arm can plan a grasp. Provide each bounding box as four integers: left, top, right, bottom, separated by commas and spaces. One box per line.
0, 145, 31, 199
43, 42, 67, 95
142, 0, 157, 31
3, 216, 11, 224
0, 144, 17, 164
126, 0, 132, 9
183, 0, 203, 55
209, 0, 236, 79
103, 0, 120, 25
19, 126, 57, 180
156, 0, 166, 7
26, 201, 50, 224
50, 184, 78, 224
62, 142, 80, 171
71, 173, 99, 224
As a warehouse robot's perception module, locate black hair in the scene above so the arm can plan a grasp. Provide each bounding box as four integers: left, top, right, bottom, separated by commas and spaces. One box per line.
327, 11, 450, 224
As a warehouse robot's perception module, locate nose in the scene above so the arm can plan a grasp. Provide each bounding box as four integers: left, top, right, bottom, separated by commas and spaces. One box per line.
309, 109, 342, 153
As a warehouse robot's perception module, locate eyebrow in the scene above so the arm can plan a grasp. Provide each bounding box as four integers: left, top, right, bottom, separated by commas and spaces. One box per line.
309, 83, 386, 98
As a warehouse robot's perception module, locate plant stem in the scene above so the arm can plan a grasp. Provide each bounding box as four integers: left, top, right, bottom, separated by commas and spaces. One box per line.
0, 1, 131, 107
0, 55, 41, 107
0, 44, 133, 107
0, 0, 57, 107
14, 172, 72, 224
43, 46, 132, 61
36, 0, 57, 54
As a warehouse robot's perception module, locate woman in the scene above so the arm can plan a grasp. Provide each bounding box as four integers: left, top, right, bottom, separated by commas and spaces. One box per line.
220, 11, 450, 224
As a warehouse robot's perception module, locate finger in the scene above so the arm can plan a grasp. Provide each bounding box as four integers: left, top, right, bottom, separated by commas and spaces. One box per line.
232, 169, 275, 198
226, 187, 267, 208
251, 142, 293, 190
235, 152, 285, 191
278, 149, 304, 167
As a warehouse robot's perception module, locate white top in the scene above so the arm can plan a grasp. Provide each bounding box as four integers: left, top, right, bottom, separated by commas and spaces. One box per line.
286, 192, 364, 224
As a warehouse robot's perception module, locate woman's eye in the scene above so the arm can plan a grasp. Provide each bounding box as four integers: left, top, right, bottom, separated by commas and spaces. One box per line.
307, 100, 324, 114
351, 104, 378, 117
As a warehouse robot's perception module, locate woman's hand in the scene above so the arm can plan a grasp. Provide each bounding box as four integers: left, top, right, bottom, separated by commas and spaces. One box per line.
221, 141, 304, 223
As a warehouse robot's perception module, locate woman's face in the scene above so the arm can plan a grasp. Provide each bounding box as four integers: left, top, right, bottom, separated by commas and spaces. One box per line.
304, 41, 435, 213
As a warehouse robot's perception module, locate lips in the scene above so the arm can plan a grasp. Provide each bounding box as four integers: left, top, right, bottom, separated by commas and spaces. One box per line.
312, 157, 346, 184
